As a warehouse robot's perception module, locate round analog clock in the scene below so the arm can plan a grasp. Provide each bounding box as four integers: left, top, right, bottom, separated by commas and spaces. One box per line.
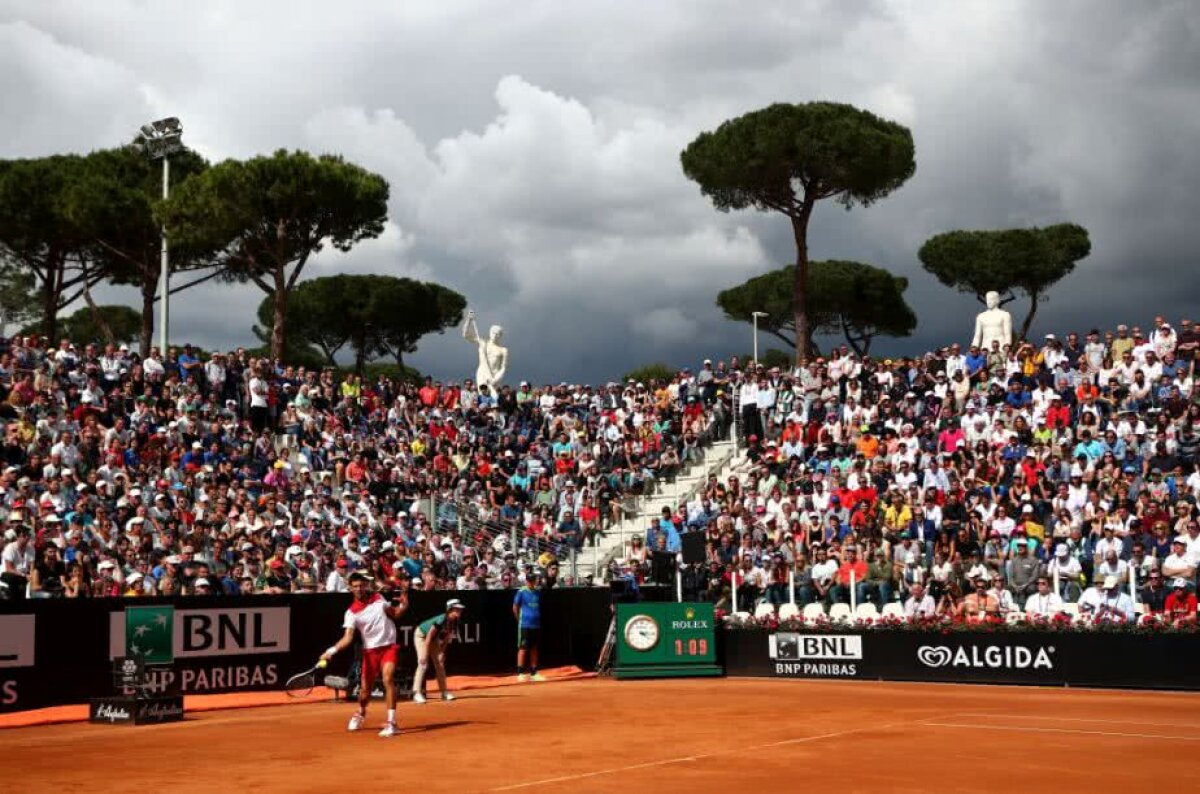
623, 614, 660, 651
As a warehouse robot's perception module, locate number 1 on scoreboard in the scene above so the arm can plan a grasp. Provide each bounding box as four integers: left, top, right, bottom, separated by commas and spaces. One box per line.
673, 638, 709, 656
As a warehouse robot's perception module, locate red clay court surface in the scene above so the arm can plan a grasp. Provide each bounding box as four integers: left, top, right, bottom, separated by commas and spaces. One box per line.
3, 676, 1198, 793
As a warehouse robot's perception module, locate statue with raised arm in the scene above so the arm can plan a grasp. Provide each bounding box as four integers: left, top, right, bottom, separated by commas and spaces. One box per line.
462, 309, 508, 390
972, 290, 1013, 350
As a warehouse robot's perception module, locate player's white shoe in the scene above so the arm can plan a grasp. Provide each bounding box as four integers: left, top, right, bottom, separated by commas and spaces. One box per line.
348, 713, 365, 732
517, 673, 529, 683
531, 673, 547, 682
441, 692, 456, 702
412, 693, 427, 704
378, 722, 399, 738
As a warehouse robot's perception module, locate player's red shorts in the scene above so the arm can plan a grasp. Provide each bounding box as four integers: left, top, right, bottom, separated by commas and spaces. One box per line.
361, 644, 399, 689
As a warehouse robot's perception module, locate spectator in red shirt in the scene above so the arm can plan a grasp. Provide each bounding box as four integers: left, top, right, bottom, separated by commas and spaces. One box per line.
832, 545, 869, 606
418, 377, 439, 407
1164, 578, 1198, 627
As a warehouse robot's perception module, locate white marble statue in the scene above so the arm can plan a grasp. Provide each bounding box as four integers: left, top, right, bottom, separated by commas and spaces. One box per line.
972, 290, 1013, 350
462, 310, 508, 391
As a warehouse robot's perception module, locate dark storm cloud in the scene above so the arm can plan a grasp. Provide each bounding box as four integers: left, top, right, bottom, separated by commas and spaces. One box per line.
1, 0, 1198, 383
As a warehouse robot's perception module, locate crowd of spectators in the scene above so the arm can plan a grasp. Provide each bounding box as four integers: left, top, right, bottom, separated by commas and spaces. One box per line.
619, 318, 1200, 627
0, 336, 720, 600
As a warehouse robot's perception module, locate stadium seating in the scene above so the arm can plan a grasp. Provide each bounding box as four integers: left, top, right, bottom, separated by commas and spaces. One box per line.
828, 603, 852, 623
855, 603, 879, 621
778, 603, 801, 621
802, 603, 827, 623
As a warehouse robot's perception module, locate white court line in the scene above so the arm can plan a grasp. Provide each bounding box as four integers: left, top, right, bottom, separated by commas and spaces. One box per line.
948, 713, 1200, 729
920, 721, 1200, 741
490, 722, 907, 791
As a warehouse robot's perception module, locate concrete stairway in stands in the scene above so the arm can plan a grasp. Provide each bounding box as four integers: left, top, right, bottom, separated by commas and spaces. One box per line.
573, 439, 736, 581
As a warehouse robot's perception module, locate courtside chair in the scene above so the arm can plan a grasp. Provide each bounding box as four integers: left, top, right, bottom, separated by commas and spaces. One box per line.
778, 603, 801, 621
801, 603, 826, 624
828, 603, 852, 623
854, 603, 880, 621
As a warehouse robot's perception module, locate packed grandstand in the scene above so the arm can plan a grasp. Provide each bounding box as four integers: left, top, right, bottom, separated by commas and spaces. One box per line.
1, 319, 1198, 627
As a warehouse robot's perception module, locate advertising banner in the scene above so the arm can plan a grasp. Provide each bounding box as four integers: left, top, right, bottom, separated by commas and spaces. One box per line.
0, 587, 615, 713
727, 629, 1200, 689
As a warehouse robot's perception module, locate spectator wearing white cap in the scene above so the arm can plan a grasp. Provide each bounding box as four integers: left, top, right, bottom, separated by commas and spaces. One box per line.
1161, 537, 1196, 590
1047, 543, 1083, 602
1164, 578, 1197, 627
1092, 575, 1136, 623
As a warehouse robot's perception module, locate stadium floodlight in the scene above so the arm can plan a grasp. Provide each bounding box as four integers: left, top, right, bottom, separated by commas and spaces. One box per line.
134, 117, 185, 353
751, 311, 770, 365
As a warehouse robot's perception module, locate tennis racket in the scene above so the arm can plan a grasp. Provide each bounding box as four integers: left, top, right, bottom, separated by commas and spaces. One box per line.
285, 659, 328, 698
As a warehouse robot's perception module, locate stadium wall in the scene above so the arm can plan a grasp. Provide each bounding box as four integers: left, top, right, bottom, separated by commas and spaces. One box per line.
0, 588, 613, 713
724, 628, 1200, 690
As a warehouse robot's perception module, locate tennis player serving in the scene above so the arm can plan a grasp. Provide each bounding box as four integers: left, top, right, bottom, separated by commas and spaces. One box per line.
319, 571, 408, 737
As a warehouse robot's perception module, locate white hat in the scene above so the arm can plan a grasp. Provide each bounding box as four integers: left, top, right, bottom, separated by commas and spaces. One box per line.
1055, 544, 1068, 557
44, 514, 62, 523
98, 560, 116, 570
165, 555, 182, 564
446, 598, 465, 611
1173, 578, 1189, 588
127, 572, 143, 583
194, 577, 211, 587
1102, 575, 1119, 589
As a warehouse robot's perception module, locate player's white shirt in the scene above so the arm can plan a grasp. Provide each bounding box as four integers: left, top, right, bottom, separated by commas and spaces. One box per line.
342, 594, 397, 649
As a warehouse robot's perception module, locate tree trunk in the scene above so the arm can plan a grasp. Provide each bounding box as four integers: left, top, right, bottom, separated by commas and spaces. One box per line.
39, 258, 60, 341
270, 267, 287, 361
82, 281, 115, 346
790, 199, 816, 366
768, 330, 797, 350
1018, 291, 1040, 343
840, 316, 867, 357
317, 345, 338, 367
139, 277, 156, 357
353, 331, 367, 375
41, 284, 57, 341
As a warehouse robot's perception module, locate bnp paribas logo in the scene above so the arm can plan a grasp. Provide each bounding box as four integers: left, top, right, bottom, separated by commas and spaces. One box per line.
125, 606, 175, 664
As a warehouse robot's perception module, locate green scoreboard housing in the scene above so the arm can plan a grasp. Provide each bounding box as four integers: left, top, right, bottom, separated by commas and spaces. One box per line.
614, 602, 722, 679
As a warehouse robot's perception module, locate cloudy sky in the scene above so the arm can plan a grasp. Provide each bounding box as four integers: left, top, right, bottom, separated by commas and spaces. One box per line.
3, 0, 1198, 383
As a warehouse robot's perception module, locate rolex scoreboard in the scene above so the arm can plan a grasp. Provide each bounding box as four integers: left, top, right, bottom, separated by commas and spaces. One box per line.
614, 602, 722, 679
